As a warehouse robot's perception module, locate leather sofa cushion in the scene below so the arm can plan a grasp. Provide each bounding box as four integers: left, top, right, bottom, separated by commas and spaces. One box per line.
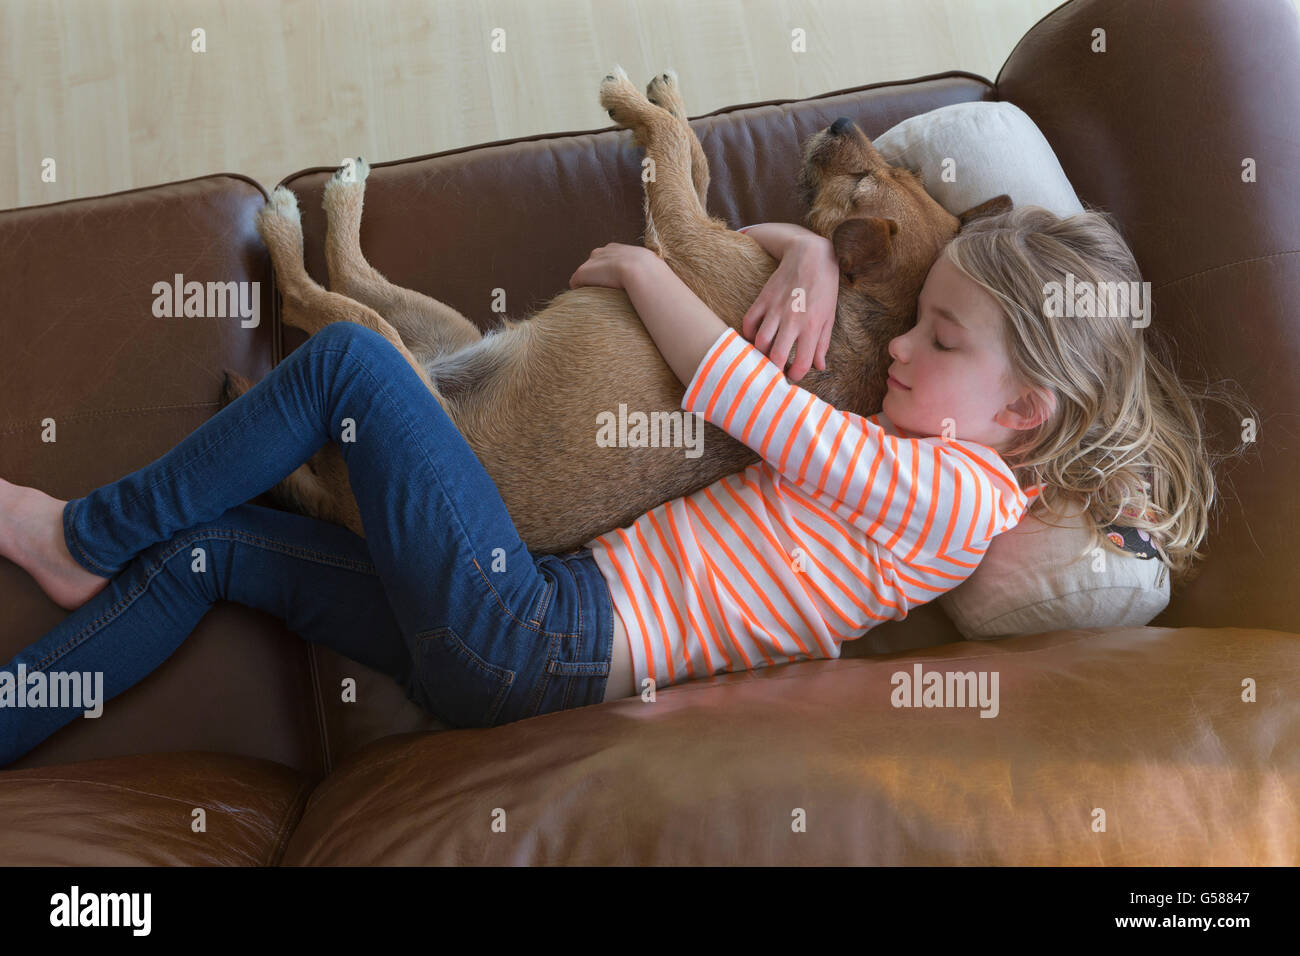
0, 751, 312, 865
280, 624, 1299, 865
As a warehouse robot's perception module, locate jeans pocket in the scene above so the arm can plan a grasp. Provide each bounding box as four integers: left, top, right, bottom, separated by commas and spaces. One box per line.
415, 625, 516, 728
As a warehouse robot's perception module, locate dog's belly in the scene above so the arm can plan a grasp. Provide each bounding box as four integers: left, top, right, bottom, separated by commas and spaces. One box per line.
429, 295, 759, 554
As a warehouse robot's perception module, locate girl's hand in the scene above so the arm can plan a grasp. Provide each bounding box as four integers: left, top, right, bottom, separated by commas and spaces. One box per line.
568, 243, 654, 291
741, 235, 840, 382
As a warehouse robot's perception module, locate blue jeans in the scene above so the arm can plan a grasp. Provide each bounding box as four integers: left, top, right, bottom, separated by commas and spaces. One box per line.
0, 321, 615, 766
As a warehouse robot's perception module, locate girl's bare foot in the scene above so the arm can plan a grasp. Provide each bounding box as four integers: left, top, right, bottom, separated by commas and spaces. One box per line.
0, 478, 111, 611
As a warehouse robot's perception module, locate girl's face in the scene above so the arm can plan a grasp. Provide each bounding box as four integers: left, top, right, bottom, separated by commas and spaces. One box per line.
883, 254, 1047, 453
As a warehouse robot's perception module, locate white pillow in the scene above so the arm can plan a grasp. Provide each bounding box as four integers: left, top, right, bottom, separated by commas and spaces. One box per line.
938, 503, 1170, 640
872, 100, 1085, 219
870, 101, 1168, 639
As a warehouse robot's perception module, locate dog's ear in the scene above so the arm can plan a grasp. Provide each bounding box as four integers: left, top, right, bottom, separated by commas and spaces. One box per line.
831, 217, 898, 284
957, 194, 1013, 228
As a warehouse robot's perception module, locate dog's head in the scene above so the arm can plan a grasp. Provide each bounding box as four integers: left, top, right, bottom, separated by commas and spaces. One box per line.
796, 117, 1011, 302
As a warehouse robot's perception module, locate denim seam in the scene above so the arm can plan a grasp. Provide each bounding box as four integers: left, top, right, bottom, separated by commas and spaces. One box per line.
520, 634, 557, 720
582, 555, 615, 705
27, 526, 378, 673
560, 559, 582, 710
172, 527, 378, 573
538, 557, 613, 710
576, 555, 614, 705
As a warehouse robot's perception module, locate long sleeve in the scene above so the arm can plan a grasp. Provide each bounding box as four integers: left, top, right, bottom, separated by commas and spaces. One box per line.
681, 326, 1035, 570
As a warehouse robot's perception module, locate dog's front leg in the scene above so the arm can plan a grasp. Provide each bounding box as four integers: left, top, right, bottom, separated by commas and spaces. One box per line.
598, 67, 772, 327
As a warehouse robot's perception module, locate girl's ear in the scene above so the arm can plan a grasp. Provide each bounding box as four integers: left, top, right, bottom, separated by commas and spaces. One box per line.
831, 216, 898, 283
1001, 384, 1056, 432
957, 194, 1013, 228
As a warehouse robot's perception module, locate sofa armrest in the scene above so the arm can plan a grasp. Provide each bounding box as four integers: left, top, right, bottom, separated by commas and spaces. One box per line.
997, 0, 1300, 632
0, 175, 326, 774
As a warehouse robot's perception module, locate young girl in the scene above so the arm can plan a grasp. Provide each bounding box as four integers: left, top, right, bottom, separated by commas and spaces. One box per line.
0, 206, 1246, 764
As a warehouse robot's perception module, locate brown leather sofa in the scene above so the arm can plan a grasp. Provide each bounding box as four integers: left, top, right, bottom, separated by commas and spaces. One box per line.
2, 0, 1297, 865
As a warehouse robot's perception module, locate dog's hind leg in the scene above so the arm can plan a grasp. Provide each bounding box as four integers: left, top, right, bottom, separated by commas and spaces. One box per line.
255, 185, 453, 415
322, 157, 483, 364
272, 441, 364, 539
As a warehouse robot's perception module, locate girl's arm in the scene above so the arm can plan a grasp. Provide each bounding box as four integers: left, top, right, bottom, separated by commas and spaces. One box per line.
620, 255, 731, 389
737, 222, 820, 259
621, 224, 838, 385
740, 224, 840, 380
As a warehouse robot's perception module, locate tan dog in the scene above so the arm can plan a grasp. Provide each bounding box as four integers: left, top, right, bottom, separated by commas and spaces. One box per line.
237, 67, 1010, 554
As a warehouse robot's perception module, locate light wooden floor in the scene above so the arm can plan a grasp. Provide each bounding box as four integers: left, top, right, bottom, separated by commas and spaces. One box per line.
2, 0, 1089, 209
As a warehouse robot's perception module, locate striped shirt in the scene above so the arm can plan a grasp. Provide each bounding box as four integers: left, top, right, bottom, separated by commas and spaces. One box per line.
584, 324, 1042, 693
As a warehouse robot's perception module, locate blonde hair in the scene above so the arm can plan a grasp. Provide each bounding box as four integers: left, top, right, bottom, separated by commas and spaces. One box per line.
942, 204, 1258, 590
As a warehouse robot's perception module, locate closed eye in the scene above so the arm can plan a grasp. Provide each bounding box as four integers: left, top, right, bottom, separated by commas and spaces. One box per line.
920, 303, 954, 350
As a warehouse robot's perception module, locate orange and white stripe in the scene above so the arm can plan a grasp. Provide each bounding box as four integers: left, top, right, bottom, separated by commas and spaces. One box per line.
584, 325, 1042, 692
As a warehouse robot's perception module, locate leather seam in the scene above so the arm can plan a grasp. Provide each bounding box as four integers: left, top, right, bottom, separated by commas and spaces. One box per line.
0, 401, 219, 436
265, 776, 315, 867
1153, 248, 1300, 293
306, 644, 333, 781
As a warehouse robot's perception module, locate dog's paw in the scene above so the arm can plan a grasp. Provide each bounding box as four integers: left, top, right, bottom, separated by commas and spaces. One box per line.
330, 156, 370, 186
645, 70, 686, 117
599, 64, 652, 128
262, 185, 301, 221
255, 186, 301, 244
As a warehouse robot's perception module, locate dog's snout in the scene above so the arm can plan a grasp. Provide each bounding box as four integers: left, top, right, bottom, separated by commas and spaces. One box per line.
829, 116, 853, 136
